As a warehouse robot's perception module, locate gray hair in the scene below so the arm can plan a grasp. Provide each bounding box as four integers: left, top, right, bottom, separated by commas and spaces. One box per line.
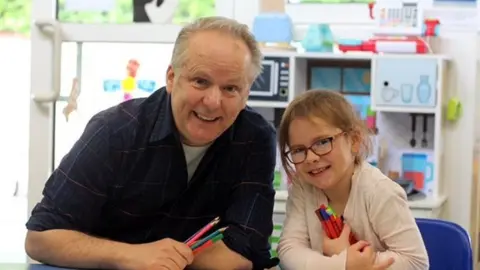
170, 16, 263, 80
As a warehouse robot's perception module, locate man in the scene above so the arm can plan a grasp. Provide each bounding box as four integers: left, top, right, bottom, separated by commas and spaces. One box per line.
25, 16, 278, 270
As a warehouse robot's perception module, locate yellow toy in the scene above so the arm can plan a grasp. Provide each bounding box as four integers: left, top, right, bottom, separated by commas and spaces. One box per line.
122, 59, 140, 101
103, 59, 156, 102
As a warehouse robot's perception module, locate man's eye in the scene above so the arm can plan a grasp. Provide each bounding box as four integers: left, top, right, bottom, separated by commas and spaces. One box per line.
224, 86, 238, 92
194, 79, 208, 86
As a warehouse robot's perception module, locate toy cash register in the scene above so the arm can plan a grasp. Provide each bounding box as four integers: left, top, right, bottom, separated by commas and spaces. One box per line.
338, 0, 438, 54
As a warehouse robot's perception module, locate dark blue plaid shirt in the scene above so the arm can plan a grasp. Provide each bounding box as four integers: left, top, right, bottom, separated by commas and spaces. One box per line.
26, 88, 278, 269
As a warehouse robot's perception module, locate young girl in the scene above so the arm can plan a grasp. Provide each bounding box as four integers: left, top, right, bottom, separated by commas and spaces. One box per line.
276, 90, 428, 270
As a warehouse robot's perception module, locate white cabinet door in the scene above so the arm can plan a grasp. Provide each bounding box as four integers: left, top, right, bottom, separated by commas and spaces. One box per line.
28, 0, 235, 254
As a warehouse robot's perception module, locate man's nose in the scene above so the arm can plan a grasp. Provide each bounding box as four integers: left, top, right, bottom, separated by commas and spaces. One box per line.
203, 86, 221, 109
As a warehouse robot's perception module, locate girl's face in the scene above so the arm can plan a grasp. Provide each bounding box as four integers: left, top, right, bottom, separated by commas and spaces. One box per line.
287, 116, 356, 190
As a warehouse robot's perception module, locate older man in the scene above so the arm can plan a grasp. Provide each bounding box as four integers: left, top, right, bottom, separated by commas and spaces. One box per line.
25, 17, 278, 270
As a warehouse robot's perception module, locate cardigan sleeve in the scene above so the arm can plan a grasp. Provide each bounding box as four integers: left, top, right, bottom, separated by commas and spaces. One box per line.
277, 182, 347, 270
368, 180, 429, 270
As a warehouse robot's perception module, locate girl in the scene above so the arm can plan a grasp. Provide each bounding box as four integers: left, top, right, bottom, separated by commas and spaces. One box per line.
276, 90, 428, 270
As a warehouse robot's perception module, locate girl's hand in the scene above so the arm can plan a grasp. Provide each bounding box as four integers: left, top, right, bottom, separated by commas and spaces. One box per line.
346, 241, 395, 270
322, 223, 353, 256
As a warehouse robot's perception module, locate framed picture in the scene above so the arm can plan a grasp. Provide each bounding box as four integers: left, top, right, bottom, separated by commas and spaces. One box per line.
307, 59, 371, 95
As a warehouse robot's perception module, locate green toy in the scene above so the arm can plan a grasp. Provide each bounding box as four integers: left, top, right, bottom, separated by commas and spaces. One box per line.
446, 97, 462, 122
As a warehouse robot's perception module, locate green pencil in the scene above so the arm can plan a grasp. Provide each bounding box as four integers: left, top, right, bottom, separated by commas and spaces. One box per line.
191, 227, 227, 250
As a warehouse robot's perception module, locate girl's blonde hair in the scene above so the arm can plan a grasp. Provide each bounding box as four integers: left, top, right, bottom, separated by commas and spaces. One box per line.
278, 90, 372, 179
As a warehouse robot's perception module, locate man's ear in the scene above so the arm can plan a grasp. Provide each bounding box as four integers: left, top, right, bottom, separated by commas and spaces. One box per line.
166, 65, 175, 93
243, 89, 250, 107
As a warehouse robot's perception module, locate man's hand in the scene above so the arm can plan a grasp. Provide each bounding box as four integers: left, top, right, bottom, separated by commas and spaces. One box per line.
346, 241, 395, 270
189, 240, 253, 270
123, 238, 194, 270
322, 223, 353, 256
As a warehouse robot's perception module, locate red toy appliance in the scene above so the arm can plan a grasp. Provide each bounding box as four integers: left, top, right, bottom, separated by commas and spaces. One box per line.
338, 36, 428, 54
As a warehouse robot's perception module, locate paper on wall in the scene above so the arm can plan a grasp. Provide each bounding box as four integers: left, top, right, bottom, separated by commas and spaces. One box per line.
260, 0, 285, 13
63, 78, 80, 122
425, 6, 477, 31
145, 0, 179, 23
65, 0, 115, 12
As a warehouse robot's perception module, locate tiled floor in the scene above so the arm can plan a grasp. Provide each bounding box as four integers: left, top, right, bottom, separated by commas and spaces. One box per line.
0, 196, 27, 263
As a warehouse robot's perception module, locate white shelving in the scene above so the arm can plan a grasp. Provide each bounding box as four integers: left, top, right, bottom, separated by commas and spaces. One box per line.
371, 106, 436, 114
247, 100, 289, 108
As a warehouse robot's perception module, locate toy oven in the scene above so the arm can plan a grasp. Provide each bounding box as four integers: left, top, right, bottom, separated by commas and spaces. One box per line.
249, 56, 290, 102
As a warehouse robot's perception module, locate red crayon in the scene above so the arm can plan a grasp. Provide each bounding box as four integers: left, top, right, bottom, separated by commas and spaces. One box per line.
334, 215, 344, 232
315, 208, 336, 238
321, 205, 343, 238
321, 209, 338, 238
329, 215, 342, 237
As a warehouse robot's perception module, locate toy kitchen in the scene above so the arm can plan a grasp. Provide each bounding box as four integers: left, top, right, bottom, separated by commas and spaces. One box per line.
251, 0, 450, 220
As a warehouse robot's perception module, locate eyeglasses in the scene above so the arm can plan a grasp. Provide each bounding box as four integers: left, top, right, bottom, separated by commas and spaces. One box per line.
285, 132, 345, 165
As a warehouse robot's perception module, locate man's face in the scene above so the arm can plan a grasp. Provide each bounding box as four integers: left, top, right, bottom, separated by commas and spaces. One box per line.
166, 30, 252, 146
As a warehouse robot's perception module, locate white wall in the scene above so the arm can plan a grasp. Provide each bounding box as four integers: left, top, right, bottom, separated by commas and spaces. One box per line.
234, 0, 479, 232
437, 30, 477, 231
471, 36, 480, 266
0, 35, 30, 198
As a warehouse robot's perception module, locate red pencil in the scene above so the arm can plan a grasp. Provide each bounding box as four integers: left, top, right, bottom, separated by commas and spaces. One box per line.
322, 220, 335, 238
328, 215, 342, 237
333, 214, 343, 232
320, 205, 336, 236
321, 209, 338, 238
349, 232, 358, 244
323, 205, 342, 232
192, 239, 214, 255
340, 216, 358, 244
315, 208, 335, 238
185, 217, 220, 246
326, 218, 339, 238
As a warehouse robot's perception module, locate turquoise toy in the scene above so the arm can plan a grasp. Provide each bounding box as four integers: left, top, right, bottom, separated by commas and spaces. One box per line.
301, 24, 334, 53
252, 13, 293, 44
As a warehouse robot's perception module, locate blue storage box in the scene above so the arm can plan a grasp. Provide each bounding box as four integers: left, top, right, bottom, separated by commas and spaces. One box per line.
253, 13, 293, 43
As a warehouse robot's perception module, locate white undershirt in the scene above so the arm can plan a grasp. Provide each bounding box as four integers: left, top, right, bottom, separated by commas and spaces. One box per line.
182, 143, 210, 181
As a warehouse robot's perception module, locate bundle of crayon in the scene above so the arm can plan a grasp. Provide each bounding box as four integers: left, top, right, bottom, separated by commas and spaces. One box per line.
184, 217, 227, 255
185, 217, 220, 246
315, 204, 357, 245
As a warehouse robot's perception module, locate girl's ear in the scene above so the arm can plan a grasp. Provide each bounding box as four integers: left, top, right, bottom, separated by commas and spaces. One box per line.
350, 129, 362, 154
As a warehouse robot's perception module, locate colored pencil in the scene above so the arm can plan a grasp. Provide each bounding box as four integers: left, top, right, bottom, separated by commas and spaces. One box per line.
320, 207, 338, 238
321, 209, 339, 238
191, 227, 227, 250
192, 234, 224, 255
324, 206, 343, 237
316, 208, 336, 238
315, 207, 330, 237
349, 232, 358, 244
339, 215, 358, 244
185, 217, 220, 246
328, 214, 342, 237
317, 204, 360, 242
335, 215, 344, 232
315, 208, 328, 236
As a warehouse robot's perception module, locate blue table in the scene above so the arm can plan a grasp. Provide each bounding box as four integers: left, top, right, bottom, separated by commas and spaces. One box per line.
0, 263, 280, 270
0, 264, 78, 270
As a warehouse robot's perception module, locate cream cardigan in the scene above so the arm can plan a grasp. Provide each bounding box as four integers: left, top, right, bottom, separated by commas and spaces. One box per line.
277, 162, 429, 270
